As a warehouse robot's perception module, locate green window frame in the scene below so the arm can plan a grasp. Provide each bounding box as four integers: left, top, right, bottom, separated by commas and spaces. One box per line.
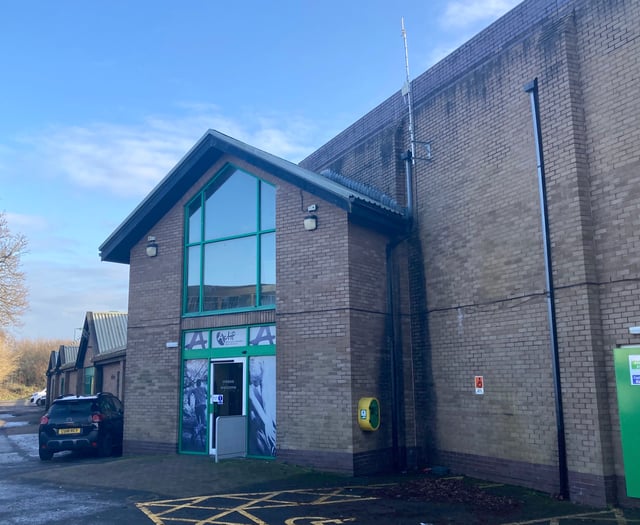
84, 367, 95, 395
183, 165, 276, 315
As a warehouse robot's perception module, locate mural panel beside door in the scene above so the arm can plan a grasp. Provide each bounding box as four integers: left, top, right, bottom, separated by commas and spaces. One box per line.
181, 359, 208, 453
248, 355, 276, 457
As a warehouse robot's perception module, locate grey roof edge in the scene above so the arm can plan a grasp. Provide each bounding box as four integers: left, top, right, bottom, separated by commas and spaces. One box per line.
77, 311, 128, 367
93, 311, 128, 355
99, 129, 408, 264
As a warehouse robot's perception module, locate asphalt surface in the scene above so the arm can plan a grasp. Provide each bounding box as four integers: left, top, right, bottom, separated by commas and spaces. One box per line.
2, 398, 640, 525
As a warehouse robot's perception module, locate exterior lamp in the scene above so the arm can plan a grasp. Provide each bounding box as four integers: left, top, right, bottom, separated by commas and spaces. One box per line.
303, 215, 317, 231
146, 236, 158, 257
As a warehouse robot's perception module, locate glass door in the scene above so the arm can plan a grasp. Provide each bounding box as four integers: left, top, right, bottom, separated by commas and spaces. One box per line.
209, 358, 245, 455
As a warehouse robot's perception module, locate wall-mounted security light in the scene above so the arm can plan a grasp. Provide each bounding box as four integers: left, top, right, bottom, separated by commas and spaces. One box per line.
303, 215, 318, 231
146, 236, 158, 257
629, 327, 640, 335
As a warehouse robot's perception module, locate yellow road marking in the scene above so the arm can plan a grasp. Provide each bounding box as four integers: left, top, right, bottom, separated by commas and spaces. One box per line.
136, 487, 374, 525
137, 487, 639, 525
615, 508, 628, 525
285, 518, 356, 525
501, 509, 628, 525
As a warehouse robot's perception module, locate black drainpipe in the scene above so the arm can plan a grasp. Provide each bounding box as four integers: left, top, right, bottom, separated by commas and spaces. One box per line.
386, 240, 402, 470
524, 78, 569, 499
385, 150, 414, 471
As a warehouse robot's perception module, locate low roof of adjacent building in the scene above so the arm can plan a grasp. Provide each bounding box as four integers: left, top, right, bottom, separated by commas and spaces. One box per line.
58, 345, 79, 371
76, 311, 128, 367
99, 129, 407, 264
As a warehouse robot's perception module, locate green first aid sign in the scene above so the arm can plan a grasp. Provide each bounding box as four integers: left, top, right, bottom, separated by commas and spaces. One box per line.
614, 348, 640, 498
630, 357, 640, 385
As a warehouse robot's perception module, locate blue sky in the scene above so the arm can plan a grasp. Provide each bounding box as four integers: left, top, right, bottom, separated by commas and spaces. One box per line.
0, 0, 521, 341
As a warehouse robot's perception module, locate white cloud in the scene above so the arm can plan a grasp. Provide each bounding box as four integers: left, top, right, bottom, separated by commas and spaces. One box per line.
19, 108, 321, 199
440, 0, 521, 30
13, 257, 129, 341
4, 212, 49, 231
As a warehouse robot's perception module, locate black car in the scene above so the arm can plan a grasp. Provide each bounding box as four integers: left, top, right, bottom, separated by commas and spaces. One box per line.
38, 392, 124, 461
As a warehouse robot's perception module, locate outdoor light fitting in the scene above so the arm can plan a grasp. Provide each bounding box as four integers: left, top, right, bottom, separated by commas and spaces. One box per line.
303, 215, 317, 231
146, 236, 158, 257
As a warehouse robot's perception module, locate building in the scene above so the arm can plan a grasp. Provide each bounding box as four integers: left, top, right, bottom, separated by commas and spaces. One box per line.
99, 0, 640, 507
75, 311, 128, 401
47, 344, 79, 399
46, 312, 127, 401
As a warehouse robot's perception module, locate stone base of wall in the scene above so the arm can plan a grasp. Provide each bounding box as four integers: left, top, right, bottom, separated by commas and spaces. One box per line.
436, 449, 619, 507
569, 470, 617, 507
276, 448, 356, 475
276, 447, 417, 476
615, 477, 640, 508
125, 439, 178, 455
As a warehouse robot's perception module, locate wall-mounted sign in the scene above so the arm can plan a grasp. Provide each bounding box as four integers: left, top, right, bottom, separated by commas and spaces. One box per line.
212, 329, 247, 348
212, 394, 224, 404
185, 331, 209, 350
475, 376, 484, 395
250, 325, 276, 345
629, 355, 640, 385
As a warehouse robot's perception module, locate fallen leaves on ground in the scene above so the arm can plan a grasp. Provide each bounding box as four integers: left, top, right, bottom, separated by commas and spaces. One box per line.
373, 476, 521, 512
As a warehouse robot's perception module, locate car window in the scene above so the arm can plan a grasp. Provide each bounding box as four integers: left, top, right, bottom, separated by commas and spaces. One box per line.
112, 397, 123, 413
49, 401, 93, 418
100, 397, 114, 415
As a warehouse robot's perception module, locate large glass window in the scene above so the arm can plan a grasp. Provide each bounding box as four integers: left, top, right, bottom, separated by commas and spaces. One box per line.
184, 167, 276, 314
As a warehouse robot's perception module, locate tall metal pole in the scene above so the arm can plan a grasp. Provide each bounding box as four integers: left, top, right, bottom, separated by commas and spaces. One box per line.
401, 17, 416, 167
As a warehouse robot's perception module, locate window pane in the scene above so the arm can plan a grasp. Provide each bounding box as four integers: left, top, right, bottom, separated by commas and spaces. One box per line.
187, 199, 202, 243
260, 232, 275, 306
205, 170, 257, 239
204, 237, 256, 311
186, 245, 201, 313
260, 183, 275, 230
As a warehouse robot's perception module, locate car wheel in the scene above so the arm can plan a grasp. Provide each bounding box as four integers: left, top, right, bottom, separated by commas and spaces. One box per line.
97, 433, 113, 458
39, 448, 53, 461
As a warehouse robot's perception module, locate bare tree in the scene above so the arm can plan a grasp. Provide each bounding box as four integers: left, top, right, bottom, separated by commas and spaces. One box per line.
0, 330, 17, 385
0, 211, 28, 328
13, 338, 68, 387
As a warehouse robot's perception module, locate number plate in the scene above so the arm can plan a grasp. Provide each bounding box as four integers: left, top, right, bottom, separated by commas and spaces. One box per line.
57, 428, 81, 435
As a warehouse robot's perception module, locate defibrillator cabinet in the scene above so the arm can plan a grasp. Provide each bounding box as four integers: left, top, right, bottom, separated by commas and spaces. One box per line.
358, 397, 380, 431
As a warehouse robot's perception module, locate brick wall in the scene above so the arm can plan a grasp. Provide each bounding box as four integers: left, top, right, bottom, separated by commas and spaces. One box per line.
275, 175, 355, 469
574, 0, 640, 506
295, 0, 640, 507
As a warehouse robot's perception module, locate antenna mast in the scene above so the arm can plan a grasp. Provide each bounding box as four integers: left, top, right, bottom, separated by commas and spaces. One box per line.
401, 17, 416, 166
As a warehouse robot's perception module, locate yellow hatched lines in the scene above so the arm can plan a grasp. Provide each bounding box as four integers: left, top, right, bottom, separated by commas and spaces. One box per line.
136, 486, 377, 525
501, 508, 639, 525
137, 486, 640, 525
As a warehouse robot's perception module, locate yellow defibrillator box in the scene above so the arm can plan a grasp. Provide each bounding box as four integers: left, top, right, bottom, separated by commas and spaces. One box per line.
357, 397, 380, 431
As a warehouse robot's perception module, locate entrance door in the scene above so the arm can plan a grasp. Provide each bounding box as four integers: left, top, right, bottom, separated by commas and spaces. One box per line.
209, 358, 245, 455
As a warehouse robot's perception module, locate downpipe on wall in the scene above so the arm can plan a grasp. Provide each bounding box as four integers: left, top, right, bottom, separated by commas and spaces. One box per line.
524, 78, 569, 500
385, 150, 415, 471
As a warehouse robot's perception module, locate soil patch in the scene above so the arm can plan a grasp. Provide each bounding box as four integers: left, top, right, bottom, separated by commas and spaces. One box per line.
373, 476, 521, 513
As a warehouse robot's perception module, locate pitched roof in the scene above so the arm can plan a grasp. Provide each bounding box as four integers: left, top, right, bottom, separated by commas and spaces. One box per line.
94, 311, 128, 354
99, 129, 407, 264
58, 345, 79, 370
46, 350, 59, 375
76, 311, 128, 367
